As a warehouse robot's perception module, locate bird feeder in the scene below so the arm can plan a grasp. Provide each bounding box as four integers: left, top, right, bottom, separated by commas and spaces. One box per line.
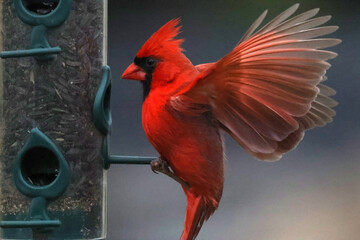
0, 0, 107, 239
0, 0, 156, 239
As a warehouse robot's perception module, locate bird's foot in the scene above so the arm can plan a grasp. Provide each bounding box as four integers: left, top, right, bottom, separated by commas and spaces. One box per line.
151, 157, 191, 189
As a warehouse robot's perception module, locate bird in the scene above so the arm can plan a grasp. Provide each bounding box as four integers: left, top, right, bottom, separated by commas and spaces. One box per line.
121, 4, 340, 240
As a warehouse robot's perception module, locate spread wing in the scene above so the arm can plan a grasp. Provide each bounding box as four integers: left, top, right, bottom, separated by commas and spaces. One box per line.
170, 4, 340, 161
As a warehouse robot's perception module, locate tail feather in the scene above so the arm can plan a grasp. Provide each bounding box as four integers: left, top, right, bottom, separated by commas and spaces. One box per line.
180, 191, 217, 240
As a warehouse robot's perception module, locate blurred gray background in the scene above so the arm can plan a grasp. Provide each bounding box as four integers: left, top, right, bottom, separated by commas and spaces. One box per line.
107, 0, 360, 239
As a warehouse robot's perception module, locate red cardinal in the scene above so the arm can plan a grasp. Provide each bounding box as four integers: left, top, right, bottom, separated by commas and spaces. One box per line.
122, 4, 340, 240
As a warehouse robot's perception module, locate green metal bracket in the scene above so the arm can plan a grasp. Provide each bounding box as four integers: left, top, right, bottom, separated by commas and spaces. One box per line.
0, 47, 61, 59
92, 65, 156, 169
1, 197, 61, 231
102, 137, 155, 170
0, 0, 72, 61
0, 128, 70, 230
93, 65, 112, 136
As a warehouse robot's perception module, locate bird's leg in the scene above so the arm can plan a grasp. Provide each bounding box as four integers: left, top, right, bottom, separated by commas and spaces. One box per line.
151, 157, 191, 189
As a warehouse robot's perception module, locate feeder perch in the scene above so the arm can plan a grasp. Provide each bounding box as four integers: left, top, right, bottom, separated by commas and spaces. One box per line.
102, 136, 155, 170
0, 0, 72, 61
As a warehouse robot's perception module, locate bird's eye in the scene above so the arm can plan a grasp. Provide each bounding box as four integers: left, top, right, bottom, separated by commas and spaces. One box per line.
146, 58, 156, 68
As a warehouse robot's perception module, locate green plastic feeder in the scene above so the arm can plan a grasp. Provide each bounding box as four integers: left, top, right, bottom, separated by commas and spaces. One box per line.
0, 1, 157, 239
0, 0, 107, 239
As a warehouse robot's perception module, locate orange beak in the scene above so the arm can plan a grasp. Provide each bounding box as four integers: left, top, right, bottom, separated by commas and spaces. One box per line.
121, 63, 146, 81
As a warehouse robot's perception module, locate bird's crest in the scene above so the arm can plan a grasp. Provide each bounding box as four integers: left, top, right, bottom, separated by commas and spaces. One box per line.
137, 18, 184, 58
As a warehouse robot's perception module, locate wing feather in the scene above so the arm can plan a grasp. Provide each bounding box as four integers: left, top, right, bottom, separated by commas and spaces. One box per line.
170, 4, 340, 160
270, 8, 320, 32
240, 10, 268, 43
255, 3, 300, 35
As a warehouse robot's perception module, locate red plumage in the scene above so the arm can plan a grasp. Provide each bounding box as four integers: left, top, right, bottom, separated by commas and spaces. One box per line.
137, 18, 184, 59
122, 4, 340, 240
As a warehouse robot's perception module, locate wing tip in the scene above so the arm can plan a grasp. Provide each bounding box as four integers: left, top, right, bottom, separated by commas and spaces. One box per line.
333, 38, 342, 47
334, 38, 342, 43
328, 51, 338, 59
331, 25, 339, 32
262, 9, 269, 19
324, 15, 332, 21
292, 3, 300, 10
333, 99, 339, 107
